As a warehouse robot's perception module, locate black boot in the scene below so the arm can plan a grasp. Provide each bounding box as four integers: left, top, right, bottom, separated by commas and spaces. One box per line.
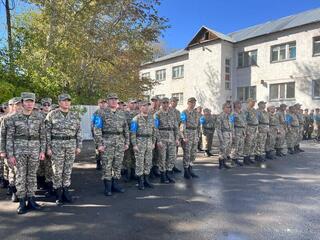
11, 186, 18, 202
37, 176, 45, 189
288, 148, 295, 154
222, 159, 231, 169
130, 168, 137, 180
243, 156, 250, 165
1, 179, 9, 188
144, 174, 154, 188
184, 168, 191, 179
153, 166, 161, 177
293, 146, 299, 153
17, 198, 27, 214
188, 166, 199, 178
172, 166, 182, 173
275, 148, 282, 157
123, 169, 130, 182
297, 144, 304, 152
218, 159, 223, 169
63, 187, 73, 203
55, 187, 63, 206
45, 182, 54, 197
112, 179, 125, 193
138, 176, 144, 190
96, 159, 102, 170
0, 177, 4, 188
27, 196, 41, 210
266, 151, 273, 160
260, 155, 266, 162
160, 171, 169, 183
249, 157, 256, 164
255, 155, 261, 162
166, 171, 176, 183
7, 186, 12, 195
279, 149, 286, 156
103, 179, 112, 196
232, 158, 243, 166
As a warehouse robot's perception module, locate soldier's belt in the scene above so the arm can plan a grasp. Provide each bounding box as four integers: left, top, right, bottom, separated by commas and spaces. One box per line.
136, 134, 152, 138
259, 123, 269, 125
247, 124, 258, 126
203, 127, 214, 130
186, 127, 197, 130
102, 131, 122, 136
222, 129, 232, 132
269, 124, 278, 127
14, 135, 40, 141
291, 125, 300, 128
51, 136, 76, 140
234, 126, 245, 128
158, 127, 174, 131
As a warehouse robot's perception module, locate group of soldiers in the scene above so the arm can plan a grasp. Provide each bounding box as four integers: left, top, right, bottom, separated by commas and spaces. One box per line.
1, 91, 319, 215
0, 93, 82, 214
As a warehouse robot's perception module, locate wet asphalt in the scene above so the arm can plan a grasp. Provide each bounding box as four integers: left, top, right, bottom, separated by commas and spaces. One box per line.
0, 140, 320, 240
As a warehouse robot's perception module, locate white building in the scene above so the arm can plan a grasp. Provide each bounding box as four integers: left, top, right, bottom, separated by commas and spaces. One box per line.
140, 8, 320, 112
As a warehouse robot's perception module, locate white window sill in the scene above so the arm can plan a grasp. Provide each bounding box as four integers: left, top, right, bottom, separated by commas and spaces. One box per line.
269, 98, 295, 102
172, 77, 184, 80
270, 58, 296, 64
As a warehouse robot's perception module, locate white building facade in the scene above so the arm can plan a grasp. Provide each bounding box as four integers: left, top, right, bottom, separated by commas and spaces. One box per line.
140, 8, 320, 112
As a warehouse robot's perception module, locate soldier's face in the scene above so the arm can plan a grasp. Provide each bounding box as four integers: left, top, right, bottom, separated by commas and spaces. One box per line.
161, 101, 169, 110
42, 103, 51, 112
187, 101, 196, 109
14, 103, 23, 112
248, 101, 256, 108
98, 102, 107, 109
204, 111, 210, 116
23, 100, 35, 111
108, 98, 118, 108
224, 105, 231, 114
128, 102, 136, 110
170, 101, 177, 108
151, 100, 158, 108
59, 99, 71, 110
140, 105, 149, 114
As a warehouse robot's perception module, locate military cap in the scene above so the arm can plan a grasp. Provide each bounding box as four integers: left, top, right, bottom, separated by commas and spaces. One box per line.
21, 92, 36, 101
161, 97, 170, 103
118, 100, 124, 104
151, 96, 159, 101
9, 97, 21, 105
58, 93, 72, 101
315, 108, 319, 111
203, 108, 211, 112
139, 100, 149, 106
280, 103, 287, 108
8, 98, 15, 105
222, 102, 231, 109
267, 104, 275, 109
170, 96, 179, 102
41, 98, 52, 105
258, 101, 267, 105
107, 93, 118, 99
294, 103, 302, 108
304, 108, 309, 111
247, 98, 256, 103
128, 98, 137, 103
98, 98, 107, 103
188, 97, 196, 102
52, 104, 59, 109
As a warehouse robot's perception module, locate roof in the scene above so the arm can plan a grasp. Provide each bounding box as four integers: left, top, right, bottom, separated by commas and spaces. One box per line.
228, 8, 320, 42
142, 49, 188, 66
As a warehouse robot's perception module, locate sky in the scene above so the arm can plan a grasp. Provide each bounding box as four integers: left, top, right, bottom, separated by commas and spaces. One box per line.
0, 0, 319, 49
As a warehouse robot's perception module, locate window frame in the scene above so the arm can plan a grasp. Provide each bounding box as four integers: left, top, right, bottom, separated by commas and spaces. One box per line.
237, 49, 258, 68
237, 86, 256, 102
312, 79, 320, 99
171, 92, 184, 105
270, 41, 296, 63
225, 58, 231, 90
155, 69, 166, 82
141, 72, 150, 79
269, 82, 295, 101
172, 65, 184, 79
313, 36, 320, 57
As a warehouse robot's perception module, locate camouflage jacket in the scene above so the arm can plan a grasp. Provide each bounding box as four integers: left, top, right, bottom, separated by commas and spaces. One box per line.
180, 109, 201, 139
154, 108, 179, 142
45, 109, 82, 149
216, 112, 233, 141
6, 111, 46, 157
233, 111, 247, 129
245, 108, 259, 126
200, 114, 216, 135
130, 113, 158, 146
269, 113, 280, 130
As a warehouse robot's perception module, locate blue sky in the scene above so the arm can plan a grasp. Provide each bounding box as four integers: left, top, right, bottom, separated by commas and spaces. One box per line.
0, 0, 319, 49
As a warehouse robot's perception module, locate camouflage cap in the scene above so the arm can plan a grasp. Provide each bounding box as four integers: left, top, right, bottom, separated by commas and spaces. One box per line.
294, 103, 302, 107
203, 108, 211, 112
315, 108, 319, 111
161, 97, 170, 103
107, 93, 118, 100
151, 96, 159, 101
258, 101, 267, 105
21, 92, 36, 101
247, 98, 256, 103
139, 100, 149, 106
170, 96, 179, 102
13, 97, 22, 105
8, 98, 15, 105
58, 93, 72, 101
188, 97, 196, 102
280, 103, 287, 108
98, 98, 107, 103
304, 108, 309, 111
128, 98, 137, 103
41, 98, 52, 105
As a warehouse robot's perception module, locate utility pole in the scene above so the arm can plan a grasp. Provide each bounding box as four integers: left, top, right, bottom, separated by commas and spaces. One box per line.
4, 0, 14, 73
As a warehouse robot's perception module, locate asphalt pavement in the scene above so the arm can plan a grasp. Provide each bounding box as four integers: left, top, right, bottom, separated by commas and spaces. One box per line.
0, 140, 319, 240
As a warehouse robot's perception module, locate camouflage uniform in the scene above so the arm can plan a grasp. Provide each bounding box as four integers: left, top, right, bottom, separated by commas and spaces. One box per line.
46, 108, 82, 189
296, 111, 305, 144
216, 112, 233, 159
94, 108, 129, 181
266, 112, 280, 153
286, 111, 300, 150
0, 114, 7, 182
6, 110, 46, 198
275, 110, 287, 154
255, 109, 269, 157
130, 113, 157, 176
315, 112, 320, 140
243, 108, 259, 157
231, 111, 246, 159
154, 108, 179, 173
200, 114, 216, 153
180, 109, 200, 168
150, 106, 160, 170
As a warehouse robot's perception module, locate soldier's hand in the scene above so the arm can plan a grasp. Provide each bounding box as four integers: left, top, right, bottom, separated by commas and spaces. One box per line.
75, 148, 81, 155
47, 149, 53, 156
98, 146, 105, 153
175, 140, 180, 146
9, 157, 16, 167
39, 152, 46, 161
0, 152, 6, 159
124, 144, 129, 151
183, 138, 189, 143
133, 145, 139, 152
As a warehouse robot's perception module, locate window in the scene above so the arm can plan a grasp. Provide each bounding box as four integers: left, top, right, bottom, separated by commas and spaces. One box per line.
172, 65, 184, 79
313, 36, 320, 56
225, 58, 231, 90
171, 93, 184, 105
237, 86, 256, 101
155, 69, 166, 81
312, 79, 320, 98
238, 50, 257, 68
271, 42, 296, 62
141, 72, 150, 79
204, 32, 209, 40
269, 82, 295, 100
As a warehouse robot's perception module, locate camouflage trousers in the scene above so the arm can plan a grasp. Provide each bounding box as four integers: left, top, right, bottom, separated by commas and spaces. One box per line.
275, 126, 286, 149
134, 138, 153, 176
254, 126, 269, 156
231, 127, 245, 159
0, 157, 3, 179
15, 153, 40, 198
182, 130, 198, 168
286, 127, 299, 148
4, 158, 16, 186
218, 131, 232, 159
243, 126, 258, 157
266, 127, 278, 152
203, 132, 214, 152
158, 139, 176, 172
152, 145, 160, 167
101, 136, 125, 181
51, 140, 76, 189
37, 155, 52, 182
298, 125, 304, 143
123, 145, 135, 170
